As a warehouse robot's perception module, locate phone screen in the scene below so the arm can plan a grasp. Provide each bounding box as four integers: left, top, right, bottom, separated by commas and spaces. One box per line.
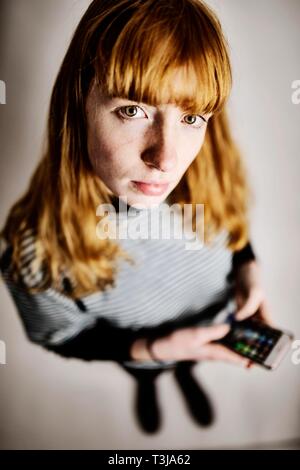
219, 318, 283, 366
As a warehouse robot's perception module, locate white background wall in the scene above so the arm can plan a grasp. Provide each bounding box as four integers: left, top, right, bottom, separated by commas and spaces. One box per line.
0, 0, 300, 449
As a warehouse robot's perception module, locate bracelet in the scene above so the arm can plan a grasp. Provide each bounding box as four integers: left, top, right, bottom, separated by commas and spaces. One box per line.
145, 337, 165, 364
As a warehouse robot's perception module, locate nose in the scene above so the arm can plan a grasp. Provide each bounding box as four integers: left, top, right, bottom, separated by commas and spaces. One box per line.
141, 119, 178, 173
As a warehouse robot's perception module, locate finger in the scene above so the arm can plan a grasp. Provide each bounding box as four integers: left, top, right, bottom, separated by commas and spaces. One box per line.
246, 361, 255, 370
194, 323, 231, 344
236, 297, 275, 328
197, 343, 250, 367
258, 298, 275, 326
235, 288, 262, 321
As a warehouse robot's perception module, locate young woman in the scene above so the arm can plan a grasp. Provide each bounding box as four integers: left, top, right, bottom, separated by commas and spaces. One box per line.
0, 0, 271, 433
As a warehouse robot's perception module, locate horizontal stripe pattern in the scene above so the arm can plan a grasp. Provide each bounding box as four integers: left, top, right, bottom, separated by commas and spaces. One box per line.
0, 201, 237, 369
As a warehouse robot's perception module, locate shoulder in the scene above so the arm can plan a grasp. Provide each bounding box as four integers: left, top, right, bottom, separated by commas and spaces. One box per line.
0, 229, 77, 297
0, 228, 49, 289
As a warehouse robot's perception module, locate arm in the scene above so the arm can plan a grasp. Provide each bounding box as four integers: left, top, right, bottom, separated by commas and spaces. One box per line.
45, 318, 139, 362
0, 243, 139, 362
232, 241, 256, 272
230, 240, 272, 324
49, 241, 259, 363
0, 262, 252, 366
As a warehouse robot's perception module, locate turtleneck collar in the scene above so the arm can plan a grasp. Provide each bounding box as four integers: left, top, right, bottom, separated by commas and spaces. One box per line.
109, 194, 170, 215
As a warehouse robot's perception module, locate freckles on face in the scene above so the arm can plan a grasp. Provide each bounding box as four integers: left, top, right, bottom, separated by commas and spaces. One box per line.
86, 88, 142, 196
85, 85, 210, 205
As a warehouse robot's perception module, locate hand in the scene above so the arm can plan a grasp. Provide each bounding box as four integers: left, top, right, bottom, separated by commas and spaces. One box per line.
234, 260, 273, 326
131, 324, 251, 367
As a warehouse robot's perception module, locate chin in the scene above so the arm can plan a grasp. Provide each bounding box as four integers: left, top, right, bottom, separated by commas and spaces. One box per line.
127, 192, 167, 209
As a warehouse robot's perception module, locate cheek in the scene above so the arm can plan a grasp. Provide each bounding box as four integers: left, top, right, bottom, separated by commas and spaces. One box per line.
87, 125, 115, 166
87, 124, 139, 178
191, 128, 206, 152
179, 131, 206, 168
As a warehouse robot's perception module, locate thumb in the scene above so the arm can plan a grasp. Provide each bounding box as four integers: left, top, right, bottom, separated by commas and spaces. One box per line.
196, 323, 231, 344
235, 292, 259, 321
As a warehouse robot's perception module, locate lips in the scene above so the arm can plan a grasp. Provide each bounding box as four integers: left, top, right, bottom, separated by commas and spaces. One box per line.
132, 181, 170, 196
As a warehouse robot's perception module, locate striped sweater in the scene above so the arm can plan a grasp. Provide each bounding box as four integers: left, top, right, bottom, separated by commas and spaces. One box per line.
0, 197, 256, 369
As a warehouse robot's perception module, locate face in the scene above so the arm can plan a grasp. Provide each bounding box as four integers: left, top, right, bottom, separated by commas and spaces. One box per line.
85, 82, 212, 209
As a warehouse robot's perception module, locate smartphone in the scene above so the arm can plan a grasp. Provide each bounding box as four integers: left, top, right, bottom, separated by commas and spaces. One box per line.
218, 316, 294, 370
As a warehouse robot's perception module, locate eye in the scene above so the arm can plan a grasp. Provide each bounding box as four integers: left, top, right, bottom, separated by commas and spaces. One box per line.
182, 114, 207, 129
116, 105, 147, 120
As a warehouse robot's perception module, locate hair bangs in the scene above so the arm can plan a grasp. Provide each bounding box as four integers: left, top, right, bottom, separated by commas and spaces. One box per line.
94, 0, 232, 115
